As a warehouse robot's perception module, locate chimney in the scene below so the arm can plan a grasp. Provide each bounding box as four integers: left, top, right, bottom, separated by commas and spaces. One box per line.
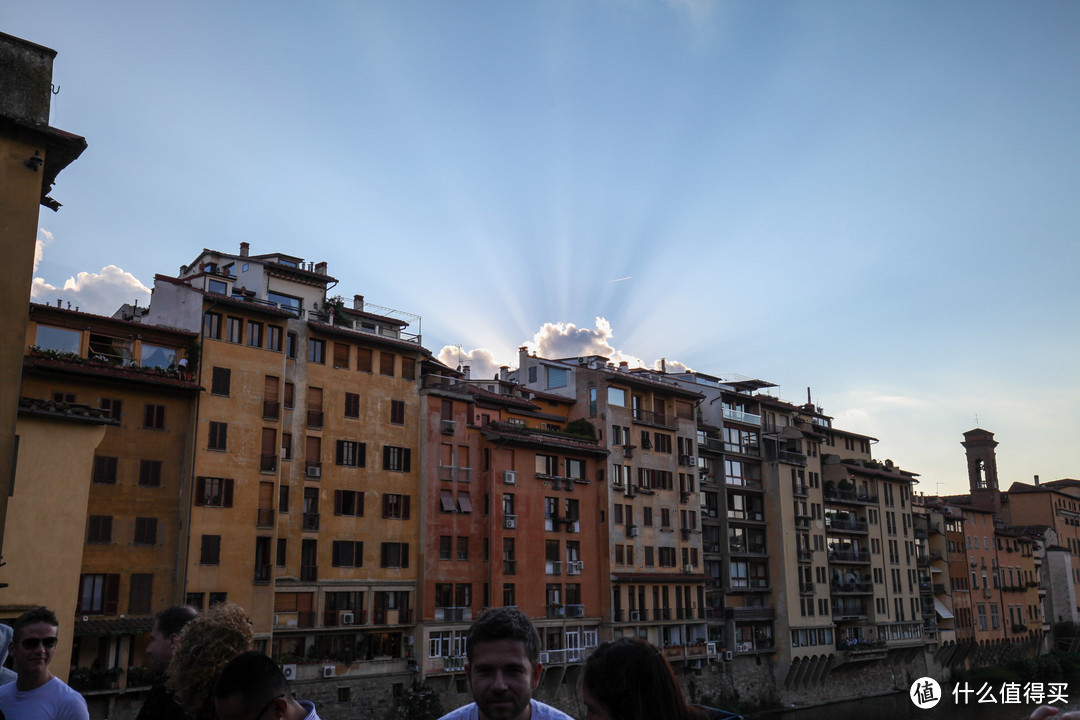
462, 365, 471, 380
500, 365, 509, 381
1034, 475, 1040, 486
619, 361, 629, 372
240, 242, 249, 257
353, 295, 364, 311
315, 261, 327, 275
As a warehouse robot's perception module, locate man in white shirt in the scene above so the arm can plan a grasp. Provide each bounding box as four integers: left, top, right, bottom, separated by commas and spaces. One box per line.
438, 608, 573, 720
0, 606, 89, 720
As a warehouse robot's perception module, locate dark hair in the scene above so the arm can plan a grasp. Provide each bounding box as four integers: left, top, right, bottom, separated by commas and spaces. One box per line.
583, 638, 703, 720
12, 607, 58, 642
155, 605, 198, 638
466, 607, 541, 664
213, 651, 289, 705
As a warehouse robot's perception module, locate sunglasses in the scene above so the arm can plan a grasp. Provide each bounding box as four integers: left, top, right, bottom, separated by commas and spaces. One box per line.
19, 636, 58, 650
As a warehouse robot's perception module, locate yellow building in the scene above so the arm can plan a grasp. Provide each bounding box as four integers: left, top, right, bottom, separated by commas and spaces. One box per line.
144, 244, 427, 682
0, 31, 85, 560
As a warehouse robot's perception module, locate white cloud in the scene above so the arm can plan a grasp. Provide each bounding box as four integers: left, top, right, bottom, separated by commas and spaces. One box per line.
435, 346, 505, 381
440, 318, 692, 381
31, 265, 150, 316
664, 0, 718, 26
35, 229, 53, 273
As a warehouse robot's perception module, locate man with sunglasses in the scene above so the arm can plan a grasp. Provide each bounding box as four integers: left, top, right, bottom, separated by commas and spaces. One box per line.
0, 606, 89, 719
213, 651, 319, 720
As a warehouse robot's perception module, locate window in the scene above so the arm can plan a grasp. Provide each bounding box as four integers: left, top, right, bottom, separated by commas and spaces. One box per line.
383, 494, 411, 519
654, 433, 672, 453
401, 356, 416, 380
381, 542, 409, 568
357, 347, 373, 372
547, 366, 567, 389
332, 541, 363, 567
203, 312, 222, 339
440, 536, 453, 560
201, 534, 222, 564
308, 338, 325, 364
129, 574, 153, 615
277, 538, 288, 566
268, 325, 283, 352
92, 456, 118, 484
225, 317, 242, 343
345, 392, 360, 418
333, 342, 350, 369
268, 291, 301, 314
380, 352, 395, 377
208, 421, 228, 451
53, 391, 75, 404
281, 433, 292, 461
334, 490, 365, 516
246, 321, 263, 347
565, 458, 584, 481
607, 387, 626, 406
77, 574, 119, 615
457, 537, 469, 561
535, 454, 558, 476
336, 440, 365, 467
87, 515, 112, 544
134, 517, 158, 545
211, 367, 231, 396
390, 400, 405, 425
143, 404, 165, 430
35, 324, 81, 353
139, 460, 162, 487
195, 477, 234, 507
287, 332, 298, 358
383, 446, 412, 472
99, 398, 123, 421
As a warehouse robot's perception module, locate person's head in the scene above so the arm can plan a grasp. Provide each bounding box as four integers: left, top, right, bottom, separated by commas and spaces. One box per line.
582, 638, 698, 720
167, 602, 253, 720
465, 608, 543, 720
9, 607, 59, 685
146, 605, 198, 673
213, 651, 307, 720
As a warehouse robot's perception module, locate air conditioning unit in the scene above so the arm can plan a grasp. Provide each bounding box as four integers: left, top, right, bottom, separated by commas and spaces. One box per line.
280, 449, 288, 460
307, 466, 321, 478
625, 484, 637, 497
281, 664, 297, 680
322, 666, 335, 678
629, 610, 641, 621
629, 525, 640, 537
724, 650, 733, 661
567, 561, 583, 574
340, 611, 354, 625
539, 652, 550, 663
503, 470, 517, 485
683, 564, 694, 573
504, 516, 517, 529
440, 419, 456, 435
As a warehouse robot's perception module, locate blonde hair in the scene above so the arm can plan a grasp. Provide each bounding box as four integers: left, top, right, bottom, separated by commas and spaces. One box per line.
166, 602, 253, 720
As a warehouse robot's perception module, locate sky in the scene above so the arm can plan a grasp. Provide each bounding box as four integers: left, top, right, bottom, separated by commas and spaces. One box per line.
8, 1, 1079, 496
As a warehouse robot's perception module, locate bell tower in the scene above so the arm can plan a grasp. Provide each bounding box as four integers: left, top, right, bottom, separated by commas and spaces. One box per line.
963, 428, 1001, 515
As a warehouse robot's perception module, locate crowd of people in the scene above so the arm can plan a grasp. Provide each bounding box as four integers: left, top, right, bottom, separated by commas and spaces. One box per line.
0, 603, 1071, 720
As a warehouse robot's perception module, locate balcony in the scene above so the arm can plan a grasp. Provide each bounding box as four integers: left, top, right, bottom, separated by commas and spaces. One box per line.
826, 517, 868, 533
934, 583, 947, 595
726, 477, 764, 491
442, 655, 466, 672
723, 408, 761, 426
795, 516, 811, 529
566, 604, 585, 618
828, 549, 871, 564
830, 581, 873, 594
503, 559, 517, 575
797, 549, 814, 563
302, 513, 320, 531
324, 609, 365, 626
724, 441, 761, 457
929, 549, 943, 561
632, 408, 676, 429
919, 581, 933, 594
263, 400, 280, 420
256, 508, 275, 527
545, 561, 562, 576
914, 528, 928, 539
778, 450, 807, 467
916, 554, 930, 567
823, 487, 879, 505
306, 410, 324, 429
253, 564, 271, 584
300, 565, 317, 582
435, 606, 470, 622
547, 604, 566, 618
792, 482, 809, 497
725, 605, 775, 621
260, 454, 278, 473
799, 581, 815, 595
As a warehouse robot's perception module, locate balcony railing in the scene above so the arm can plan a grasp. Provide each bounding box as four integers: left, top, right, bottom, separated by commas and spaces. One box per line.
724, 441, 760, 456
826, 517, 868, 533
792, 482, 809, 497
503, 559, 517, 575
631, 408, 676, 429
256, 508, 275, 527
546, 561, 562, 576
547, 604, 566, 618
565, 604, 585, 618
778, 450, 807, 467
300, 565, 317, 582
799, 581, 815, 594
435, 606, 470, 622
828, 549, 871, 564
726, 477, 764, 490
263, 400, 280, 420
830, 581, 873, 594
723, 408, 761, 426
797, 549, 814, 563
306, 410, 324, 429
302, 513, 320, 531
324, 609, 365, 626
254, 563, 271, 584
260, 454, 277, 473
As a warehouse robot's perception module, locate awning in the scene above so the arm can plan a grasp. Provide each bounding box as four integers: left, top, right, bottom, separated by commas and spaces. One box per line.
934, 598, 954, 620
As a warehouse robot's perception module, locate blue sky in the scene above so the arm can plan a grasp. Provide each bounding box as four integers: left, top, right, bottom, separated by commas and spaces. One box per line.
9, 0, 1079, 495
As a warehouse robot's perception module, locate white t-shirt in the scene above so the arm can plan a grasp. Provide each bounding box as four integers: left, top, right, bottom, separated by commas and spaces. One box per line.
438, 699, 575, 720
0, 676, 90, 720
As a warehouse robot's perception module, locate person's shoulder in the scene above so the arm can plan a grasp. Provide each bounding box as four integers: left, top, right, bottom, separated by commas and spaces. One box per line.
437, 702, 478, 720
532, 699, 576, 720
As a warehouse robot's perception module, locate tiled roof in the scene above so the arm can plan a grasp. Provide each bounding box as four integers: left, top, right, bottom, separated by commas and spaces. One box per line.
18, 397, 117, 425
839, 459, 918, 481
467, 385, 537, 410
480, 425, 608, 456
74, 616, 154, 636
24, 354, 202, 392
